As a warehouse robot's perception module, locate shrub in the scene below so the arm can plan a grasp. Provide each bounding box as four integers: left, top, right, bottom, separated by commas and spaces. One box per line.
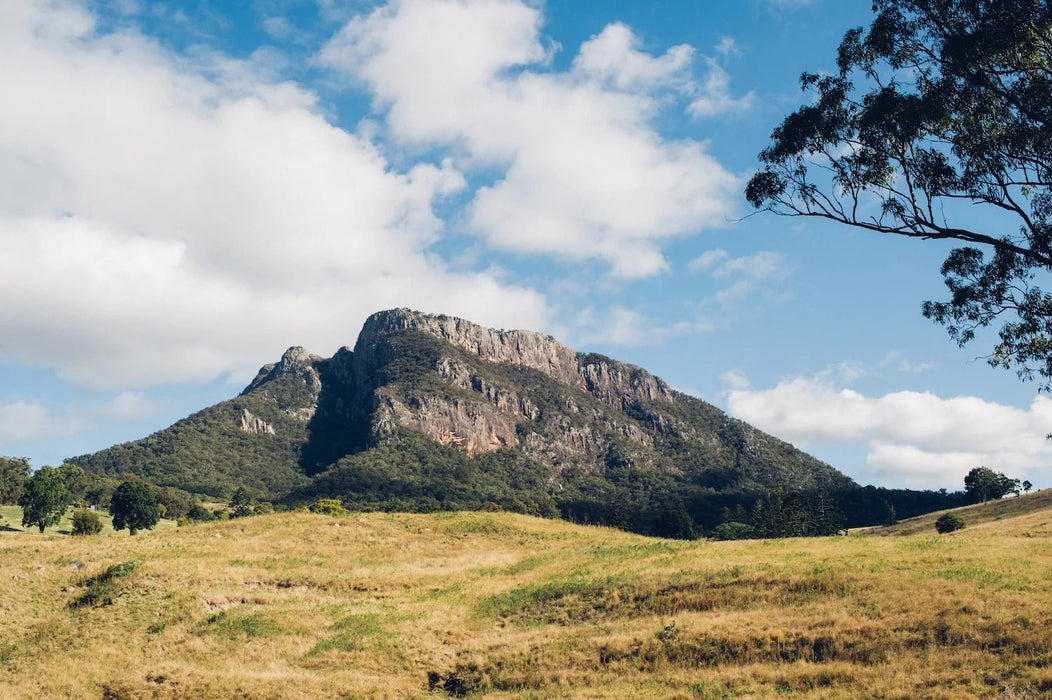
308, 498, 348, 516
711, 522, 759, 541
186, 502, 214, 521
71, 508, 103, 536
935, 512, 966, 534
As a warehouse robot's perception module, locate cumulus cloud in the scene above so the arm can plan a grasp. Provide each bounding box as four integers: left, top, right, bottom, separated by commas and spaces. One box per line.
0, 0, 548, 388
319, 0, 740, 278
727, 373, 1052, 487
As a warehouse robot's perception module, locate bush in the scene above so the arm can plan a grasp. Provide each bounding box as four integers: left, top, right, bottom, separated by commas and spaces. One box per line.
186, 502, 215, 521
935, 512, 966, 533
71, 508, 103, 536
307, 498, 348, 516
711, 521, 759, 541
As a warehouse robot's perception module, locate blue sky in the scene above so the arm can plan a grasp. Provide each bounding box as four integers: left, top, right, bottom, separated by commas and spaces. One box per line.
2, 0, 1049, 490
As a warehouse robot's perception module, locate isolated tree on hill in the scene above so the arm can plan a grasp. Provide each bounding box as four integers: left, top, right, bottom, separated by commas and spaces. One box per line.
19, 466, 71, 533
1023, 479, 1033, 493
228, 487, 253, 518
109, 481, 161, 535
746, 0, 1052, 387
0, 456, 31, 505
963, 466, 1019, 503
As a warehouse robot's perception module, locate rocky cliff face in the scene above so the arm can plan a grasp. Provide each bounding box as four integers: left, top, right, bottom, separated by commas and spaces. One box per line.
357, 309, 674, 409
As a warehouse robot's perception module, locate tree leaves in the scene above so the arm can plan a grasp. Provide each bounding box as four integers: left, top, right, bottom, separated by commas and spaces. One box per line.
749, 0, 1052, 386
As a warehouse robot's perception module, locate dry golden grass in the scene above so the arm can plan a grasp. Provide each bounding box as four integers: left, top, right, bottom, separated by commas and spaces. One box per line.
1, 502, 1050, 698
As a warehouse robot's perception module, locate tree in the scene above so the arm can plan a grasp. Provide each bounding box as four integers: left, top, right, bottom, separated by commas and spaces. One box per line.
1023, 479, 1033, 493
746, 0, 1052, 387
228, 487, 253, 518
0, 456, 31, 505
109, 481, 160, 535
19, 466, 71, 533
57, 463, 88, 507
963, 466, 1019, 503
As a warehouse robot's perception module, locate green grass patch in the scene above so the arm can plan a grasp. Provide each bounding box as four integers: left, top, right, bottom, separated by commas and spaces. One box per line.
306, 613, 393, 656
200, 610, 279, 639
70, 560, 139, 608
478, 575, 627, 625
930, 566, 1006, 588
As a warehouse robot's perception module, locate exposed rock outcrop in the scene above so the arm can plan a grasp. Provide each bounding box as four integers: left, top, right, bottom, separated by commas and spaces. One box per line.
237, 408, 275, 436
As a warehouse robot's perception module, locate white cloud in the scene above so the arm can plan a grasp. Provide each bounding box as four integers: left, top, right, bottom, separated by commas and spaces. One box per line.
713, 37, 740, 60
566, 304, 714, 348
0, 402, 60, 448
721, 369, 751, 390
688, 58, 755, 118
0, 0, 549, 389
95, 392, 168, 422
728, 373, 1052, 487
569, 305, 654, 347
0, 392, 167, 454
880, 350, 935, 374
572, 22, 693, 92
319, 0, 740, 278
689, 248, 791, 306
262, 16, 296, 39
689, 249, 786, 280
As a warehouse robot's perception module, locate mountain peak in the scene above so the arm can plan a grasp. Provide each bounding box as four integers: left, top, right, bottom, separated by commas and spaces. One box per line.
72, 308, 858, 535
242, 345, 325, 396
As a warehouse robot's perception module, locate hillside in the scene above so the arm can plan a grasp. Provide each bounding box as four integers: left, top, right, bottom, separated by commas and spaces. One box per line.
70, 309, 881, 534
862, 488, 1052, 536
1, 505, 1050, 698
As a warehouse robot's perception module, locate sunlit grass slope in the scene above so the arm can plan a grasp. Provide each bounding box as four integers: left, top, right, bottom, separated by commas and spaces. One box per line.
1, 504, 1050, 698
860, 488, 1052, 537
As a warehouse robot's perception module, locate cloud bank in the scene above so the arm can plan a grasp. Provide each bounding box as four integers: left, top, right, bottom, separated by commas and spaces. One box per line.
0, 0, 550, 388
728, 373, 1052, 487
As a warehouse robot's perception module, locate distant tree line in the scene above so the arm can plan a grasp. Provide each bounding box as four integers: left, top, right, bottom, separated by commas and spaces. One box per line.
8, 447, 1025, 542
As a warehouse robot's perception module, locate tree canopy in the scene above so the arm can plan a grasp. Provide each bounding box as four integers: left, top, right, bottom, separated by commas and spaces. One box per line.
747, 0, 1052, 386
19, 466, 71, 533
109, 481, 161, 536
963, 466, 1020, 502
0, 456, 31, 505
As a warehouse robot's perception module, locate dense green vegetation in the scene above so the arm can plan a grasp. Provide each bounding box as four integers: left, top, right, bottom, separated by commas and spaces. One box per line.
68, 388, 312, 499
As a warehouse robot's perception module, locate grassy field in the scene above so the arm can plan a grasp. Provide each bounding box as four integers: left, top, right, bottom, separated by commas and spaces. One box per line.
0, 499, 1050, 698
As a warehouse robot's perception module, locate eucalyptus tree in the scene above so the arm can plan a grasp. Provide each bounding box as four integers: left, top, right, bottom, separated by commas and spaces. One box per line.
748, 0, 1052, 386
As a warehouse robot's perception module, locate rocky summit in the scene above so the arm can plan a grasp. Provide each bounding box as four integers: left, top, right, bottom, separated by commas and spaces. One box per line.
71, 309, 858, 534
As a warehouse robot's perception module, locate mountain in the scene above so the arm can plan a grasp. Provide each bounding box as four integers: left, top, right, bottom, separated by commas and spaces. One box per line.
71, 308, 861, 533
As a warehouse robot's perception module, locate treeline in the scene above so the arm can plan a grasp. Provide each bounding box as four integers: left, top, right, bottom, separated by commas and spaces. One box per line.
280, 432, 967, 540
0, 456, 210, 524
8, 435, 969, 541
